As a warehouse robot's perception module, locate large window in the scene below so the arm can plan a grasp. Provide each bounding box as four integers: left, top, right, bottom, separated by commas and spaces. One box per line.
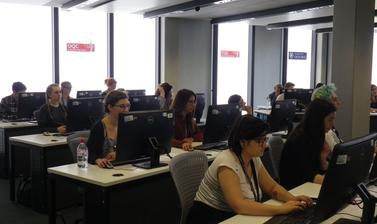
114, 14, 156, 95
0, 3, 52, 98
59, 9, 107, 97
217, 21, 249, 104
286, 27, 312, 88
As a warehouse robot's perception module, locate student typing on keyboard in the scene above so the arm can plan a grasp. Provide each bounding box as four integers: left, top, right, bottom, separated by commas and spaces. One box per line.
171, 89, 203, 151
87, 91, 130, 168
186, 115, 312, 224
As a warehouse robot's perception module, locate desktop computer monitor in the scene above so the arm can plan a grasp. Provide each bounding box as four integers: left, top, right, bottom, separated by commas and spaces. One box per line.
126, 89, 146, 97
268, 99, 297, 133
309, 133, 377, 223
67, 97, 105, 131
115, 110, 174, 168
76, 90, 102, 98
195, 93, 205, 123
203, 104, 242, 144
17, 92, 46, 119
129, 95, 160, 111
285, 88, 313, 110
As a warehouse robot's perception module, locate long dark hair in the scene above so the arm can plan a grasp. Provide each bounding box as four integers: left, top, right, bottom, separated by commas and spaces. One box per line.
295, 99, 336, 157
228, 115, 269, 156
171, 89, 197, 136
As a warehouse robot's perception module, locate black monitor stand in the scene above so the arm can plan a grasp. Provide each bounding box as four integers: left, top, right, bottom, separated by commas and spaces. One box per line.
133, 137, 168, 169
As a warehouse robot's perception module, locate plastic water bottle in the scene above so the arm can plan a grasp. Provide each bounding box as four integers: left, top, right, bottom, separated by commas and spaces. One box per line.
77, 138, 88, 168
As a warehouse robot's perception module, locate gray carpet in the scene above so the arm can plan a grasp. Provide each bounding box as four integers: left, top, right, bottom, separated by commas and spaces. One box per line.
0, 178, 82, 224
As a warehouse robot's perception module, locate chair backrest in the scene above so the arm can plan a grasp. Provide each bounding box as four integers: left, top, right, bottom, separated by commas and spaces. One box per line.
267, 135, 285, 181
67, 130, 90, 162
169, 151, 208, 224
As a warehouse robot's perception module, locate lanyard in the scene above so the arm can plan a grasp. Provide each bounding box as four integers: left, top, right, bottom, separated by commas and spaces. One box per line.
238, 155, 260, 202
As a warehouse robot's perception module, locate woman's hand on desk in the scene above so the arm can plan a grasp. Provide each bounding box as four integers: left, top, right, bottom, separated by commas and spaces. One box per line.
277, 200, 307, 214
95, 158, 113, 168
105, 151, 116, 161
293, 195, 313, 205
57, 125, 66, 134
182, 137, 194, 143
182, 142, 193, 151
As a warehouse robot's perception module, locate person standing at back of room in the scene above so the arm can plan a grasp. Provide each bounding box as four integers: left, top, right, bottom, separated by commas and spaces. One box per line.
171, 89, 203, 151
0, 81, 27, 119
87, 90, 130, 168
37, 84, 68, 134
101, 78, 117, 97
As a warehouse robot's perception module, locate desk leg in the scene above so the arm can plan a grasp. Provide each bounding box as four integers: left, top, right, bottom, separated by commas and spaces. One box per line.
84, 187, 110, 224
48, 174, 56, 224
9, 143, 15, 201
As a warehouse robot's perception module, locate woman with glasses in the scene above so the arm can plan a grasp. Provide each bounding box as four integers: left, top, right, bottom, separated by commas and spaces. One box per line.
187, 115, 312, 224
171, 89, 203, 151
279, 99, 336, 190
60, 81, 73, 107
87, 90, 130, 168
37, 84, 68, 134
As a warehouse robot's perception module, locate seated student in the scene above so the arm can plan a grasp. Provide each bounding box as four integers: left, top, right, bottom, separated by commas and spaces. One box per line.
228, 94, 252, 114
171, 89, 203, 151
276, 82, 295, 101
60, 81, 73, 107
267, 84, 283, 106
187, 115, 312, 224
87, 90, 130, 168
155, 82, 173, 110
37, 84, 68, 134
311, 84, 342, 151
279, 99, 336, 190
101, 78, 117, 97
315, 82, 324, 89
371, 84, 377, 112
0, 81, 27, 118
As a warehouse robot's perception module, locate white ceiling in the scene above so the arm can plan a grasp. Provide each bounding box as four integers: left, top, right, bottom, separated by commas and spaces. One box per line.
0, 0, 372, 29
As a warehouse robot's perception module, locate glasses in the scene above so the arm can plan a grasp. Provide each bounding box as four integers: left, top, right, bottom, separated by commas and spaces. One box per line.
114, 104, 131, 109
253, 136, 269, 144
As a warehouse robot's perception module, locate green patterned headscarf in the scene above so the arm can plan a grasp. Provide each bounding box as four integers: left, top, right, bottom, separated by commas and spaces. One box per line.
311, 84, 337, 102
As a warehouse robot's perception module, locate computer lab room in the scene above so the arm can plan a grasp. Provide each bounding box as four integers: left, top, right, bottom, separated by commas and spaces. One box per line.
0, 0, 377, 224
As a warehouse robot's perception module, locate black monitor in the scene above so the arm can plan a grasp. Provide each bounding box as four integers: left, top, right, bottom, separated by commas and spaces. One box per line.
285, 88, 313, 110
115, 110, 174, 169
309, 133, 377, 223
203, 104, 242, 144
67, 97, 105, 131
126, 89, 146, 97
129, 95, 160, 111
17, 92, 46, 119
76, 90, 102, 98
268, 99, 297, 133
195, 93, 205, 123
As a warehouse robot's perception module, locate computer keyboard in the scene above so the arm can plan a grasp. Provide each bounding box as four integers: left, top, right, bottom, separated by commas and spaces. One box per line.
194, 141, 228, 151
264, 205, 316, 224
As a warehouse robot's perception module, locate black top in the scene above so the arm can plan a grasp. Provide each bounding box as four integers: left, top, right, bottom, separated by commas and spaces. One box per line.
37, 104, 67, 132
268, 92, 277, 106
0, 94, 17, 117
279, 127, 323, 190
371, 102, 377, 109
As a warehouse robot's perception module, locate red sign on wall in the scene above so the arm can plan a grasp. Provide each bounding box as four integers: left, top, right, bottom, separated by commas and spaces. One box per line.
66, 43, 95, 52
221, 50, 240, 58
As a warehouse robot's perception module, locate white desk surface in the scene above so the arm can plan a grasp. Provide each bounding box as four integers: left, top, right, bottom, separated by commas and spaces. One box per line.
222, 183, 377, 224
48, 146, 221, 187
0, 121, 38, 129
9, 133, 67, 147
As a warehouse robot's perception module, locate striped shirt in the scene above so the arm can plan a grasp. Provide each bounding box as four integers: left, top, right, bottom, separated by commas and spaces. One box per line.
194, 149, 264, 212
